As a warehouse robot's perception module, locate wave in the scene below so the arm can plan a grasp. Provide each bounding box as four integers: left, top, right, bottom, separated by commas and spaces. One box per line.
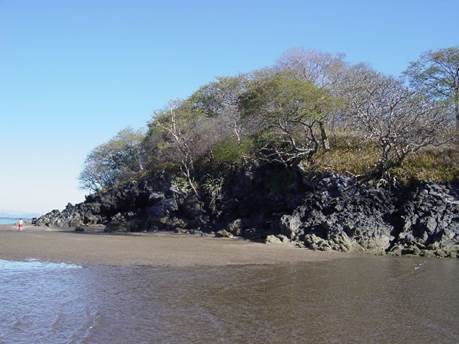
0, 259, 82, 272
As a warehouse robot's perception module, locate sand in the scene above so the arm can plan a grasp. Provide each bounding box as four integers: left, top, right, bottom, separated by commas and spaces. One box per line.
0, 224, 346, 266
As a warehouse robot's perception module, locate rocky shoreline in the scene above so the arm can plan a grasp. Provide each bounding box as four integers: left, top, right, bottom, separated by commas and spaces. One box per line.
34, 165, 459, 258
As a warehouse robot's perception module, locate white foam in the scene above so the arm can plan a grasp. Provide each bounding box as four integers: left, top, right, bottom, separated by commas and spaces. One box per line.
0, 258, 82, 271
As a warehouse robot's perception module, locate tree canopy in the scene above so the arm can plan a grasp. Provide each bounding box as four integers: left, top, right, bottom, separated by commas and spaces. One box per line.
239, 73, 335, 166
80, 47, 457, 192
79, 128, 145, 192
404, 47, 459, 131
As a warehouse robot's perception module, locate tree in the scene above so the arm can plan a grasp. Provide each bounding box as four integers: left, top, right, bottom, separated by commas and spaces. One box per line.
345, 69, 453, 177
79, 128, 145, 192
404, 47, 459, 132
276, 48, 352, 132
239, 73, 335, 167
276, 48, 347, 89
190, 76, 248, 142
148, 100, 217, 197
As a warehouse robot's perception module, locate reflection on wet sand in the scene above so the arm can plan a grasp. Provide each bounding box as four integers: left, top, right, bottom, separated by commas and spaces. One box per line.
1, 256, 458, 343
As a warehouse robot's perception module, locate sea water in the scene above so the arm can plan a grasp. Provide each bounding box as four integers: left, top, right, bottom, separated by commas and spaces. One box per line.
0, 218, 18, 225
0, 257, 458, 344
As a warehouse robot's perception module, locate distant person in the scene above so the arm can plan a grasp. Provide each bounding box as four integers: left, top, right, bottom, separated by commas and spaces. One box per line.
17, 219, 24, 231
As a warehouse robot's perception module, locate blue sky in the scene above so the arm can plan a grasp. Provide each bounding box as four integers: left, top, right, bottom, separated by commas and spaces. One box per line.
0, 0, 458, 213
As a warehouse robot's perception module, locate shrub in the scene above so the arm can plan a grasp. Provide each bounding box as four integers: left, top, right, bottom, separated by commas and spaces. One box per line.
213, 138, 254, 164
311, 134, 458, 183
311, 135, 379, 176
392, 149, 459, 183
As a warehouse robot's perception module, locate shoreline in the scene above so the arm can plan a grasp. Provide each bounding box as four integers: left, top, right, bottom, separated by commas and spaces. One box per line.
0, 225, 347, 266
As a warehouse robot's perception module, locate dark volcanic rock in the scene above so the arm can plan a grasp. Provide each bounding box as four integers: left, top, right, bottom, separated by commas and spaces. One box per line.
278, 175, 395, 254
389, 183, 459, 258
34, 166, 459, 258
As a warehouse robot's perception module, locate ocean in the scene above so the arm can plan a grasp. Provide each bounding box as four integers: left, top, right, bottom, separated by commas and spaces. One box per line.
0, 218, 18, 225
0, 256, 458, 343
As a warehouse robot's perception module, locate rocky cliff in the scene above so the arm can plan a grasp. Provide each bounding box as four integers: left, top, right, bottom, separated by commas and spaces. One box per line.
34, 165, 459, 258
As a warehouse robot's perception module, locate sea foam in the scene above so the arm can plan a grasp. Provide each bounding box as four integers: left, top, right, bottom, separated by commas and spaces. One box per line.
0, 258, 82, 271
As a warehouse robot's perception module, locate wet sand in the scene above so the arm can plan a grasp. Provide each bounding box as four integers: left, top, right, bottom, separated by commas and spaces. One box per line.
3, 225, 459, 344
0, 225, 346, 266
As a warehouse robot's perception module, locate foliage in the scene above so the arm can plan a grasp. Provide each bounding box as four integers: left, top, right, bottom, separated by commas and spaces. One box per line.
276, 48, 347, 89
392, 149, 459, 183
313, 134, 458, 183
81, 47, 458, 190
213, 137, 254, 164
79, 128, 145, 191
201, 175, 224, 197
311, 135, 380, 176
146, 100, 217, 196
342, 68, 453, 177
404, 47, 459, 100
239, 72, 335, 166
404, 47, 459, 131
170, 175, 193, 195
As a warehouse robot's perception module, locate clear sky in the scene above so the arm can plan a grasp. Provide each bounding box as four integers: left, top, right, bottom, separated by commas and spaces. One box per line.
0, 0, 458, 214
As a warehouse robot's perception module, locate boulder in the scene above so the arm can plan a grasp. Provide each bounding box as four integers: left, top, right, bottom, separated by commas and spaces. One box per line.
215, 229, 234, 238
226, 219, 242, 236
265, 234, 290, 245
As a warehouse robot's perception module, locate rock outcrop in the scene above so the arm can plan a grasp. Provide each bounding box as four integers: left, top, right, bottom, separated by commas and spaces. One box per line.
389, 184, 459, 257
278, 175, 395, 255
34, 166, 459, 258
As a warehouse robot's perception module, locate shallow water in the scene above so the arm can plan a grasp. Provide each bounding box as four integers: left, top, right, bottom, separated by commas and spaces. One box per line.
0, 256, 458, 344
0, 218, 17, 225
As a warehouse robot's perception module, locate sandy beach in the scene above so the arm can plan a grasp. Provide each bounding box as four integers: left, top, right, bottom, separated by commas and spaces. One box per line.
0, 224, 345, 266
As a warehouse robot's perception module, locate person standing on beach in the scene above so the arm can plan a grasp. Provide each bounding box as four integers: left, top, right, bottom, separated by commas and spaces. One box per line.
18, 219, 24, 231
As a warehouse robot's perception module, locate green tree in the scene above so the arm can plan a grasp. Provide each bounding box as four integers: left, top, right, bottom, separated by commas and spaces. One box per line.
239, 73, 335, 166
79, 128, 145, 191
146, 100, 219, 197
190, 76, 248, 142
404, 47, 459, 132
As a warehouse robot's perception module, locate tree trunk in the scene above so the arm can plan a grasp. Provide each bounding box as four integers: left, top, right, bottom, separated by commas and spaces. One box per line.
138, 153, 144, 171
318, 122, 330, 151
188, 177, 199, 198
181, 163, 200, 199
455, 87, 459, 132
454, 87, 459, 145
